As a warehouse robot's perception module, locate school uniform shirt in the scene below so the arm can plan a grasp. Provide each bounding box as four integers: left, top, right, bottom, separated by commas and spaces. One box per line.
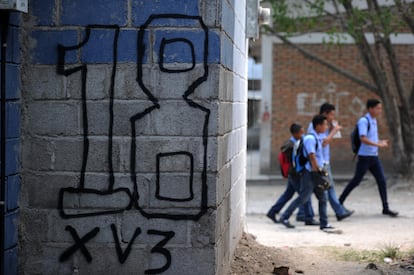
358, 113, 378, 156
304, 133, 325, 172
307, 122, 330, 164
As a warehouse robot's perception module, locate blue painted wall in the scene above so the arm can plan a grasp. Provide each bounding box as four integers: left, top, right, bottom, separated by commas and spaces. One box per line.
0, 12, 21, 275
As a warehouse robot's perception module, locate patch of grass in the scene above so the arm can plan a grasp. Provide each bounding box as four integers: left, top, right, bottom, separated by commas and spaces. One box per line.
322, 244, 413, 264
379, 244, 401, 260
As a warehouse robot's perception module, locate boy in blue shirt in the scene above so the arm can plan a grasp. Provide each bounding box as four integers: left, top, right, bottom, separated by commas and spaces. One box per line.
266, 124, 317, 225
298, 103, 353, 222
339, 99, 398, 217
280, 115, 334, 231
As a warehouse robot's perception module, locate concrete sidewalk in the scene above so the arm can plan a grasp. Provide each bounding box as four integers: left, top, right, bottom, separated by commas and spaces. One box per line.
245, 150, 414, 251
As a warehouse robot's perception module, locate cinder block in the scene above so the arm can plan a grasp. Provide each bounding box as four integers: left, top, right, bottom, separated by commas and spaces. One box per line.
199, 0, 220, 27
132, 138, 213, 172
70, 245, 147, 274
30, 0, 56, 26
153, 29, 206, 64
131, 0, 199, 26
26, 101, 80, 136
6, 138, 19, 175
218, 69, 234, 102
4, 246, 18, 275
80, 28, 120, 63
0, 64, 21, 99
23, 172, 78, 208
190, 209, 216, 247
22, 136, 57, 171
233, 73, 247, 102
190, 64, 220, 100
47, 212, 118, 243
6, 174, 20, 211
7, 26, 20, 63
121, 212, 189, 245
147, 247, 215, 275
114, 64, 147, 100
25, 66, 65, 99
112, 101, 152, 136
118, 30, 138, 63
148, 173, 204, 208
222, 0, 235, 40
6, 101, 20, 138
61, 0, 128, 26
9, 13, 21, 27
4, 210, 18, 249
19, 209, 48, 244
30, 30, 78, 65
221, 35, 234, 71
84, 64, 112, 100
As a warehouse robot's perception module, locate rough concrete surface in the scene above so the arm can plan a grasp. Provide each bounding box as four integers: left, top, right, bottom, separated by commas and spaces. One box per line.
246, 179, 414, 251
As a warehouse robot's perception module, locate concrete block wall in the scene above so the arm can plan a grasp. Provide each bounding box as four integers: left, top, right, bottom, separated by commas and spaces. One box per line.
20, 0, 247, 274
0, 11, 22, 275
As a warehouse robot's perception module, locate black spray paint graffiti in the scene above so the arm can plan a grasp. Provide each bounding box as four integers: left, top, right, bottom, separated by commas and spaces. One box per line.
57, 25, 133, 218
56, 14, 209, 271
60, 225, 175, 274
59, 226, 100, 263
131, 14, 209, 221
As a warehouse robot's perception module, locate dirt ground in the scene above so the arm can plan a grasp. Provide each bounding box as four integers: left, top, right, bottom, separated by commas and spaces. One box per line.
229, 179, 414, 274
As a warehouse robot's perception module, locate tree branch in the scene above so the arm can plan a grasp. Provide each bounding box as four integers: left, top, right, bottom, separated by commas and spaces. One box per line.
394, 0, 414, 34
264, 28, 379, 93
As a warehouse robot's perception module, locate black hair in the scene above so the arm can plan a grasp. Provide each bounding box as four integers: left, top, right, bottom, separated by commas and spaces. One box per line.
367, 99, 381, 109
312, 115, 327, 129
319, 102, 335, 114
290, 123, 302, 134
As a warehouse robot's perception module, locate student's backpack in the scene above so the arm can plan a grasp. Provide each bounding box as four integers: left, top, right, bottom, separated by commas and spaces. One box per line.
350, 116, 370, 158
291, 133, 318, 176
278, 140, 294, 178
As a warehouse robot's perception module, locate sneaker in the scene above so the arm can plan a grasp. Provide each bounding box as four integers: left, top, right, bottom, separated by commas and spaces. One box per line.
296, 216, 306, 222
336, 210, 354, 221
266, 212, 279, 223
320, 224, 335, 230
281, 219, 295, 229
382, 209, 398, 217
305, 219, 320, 226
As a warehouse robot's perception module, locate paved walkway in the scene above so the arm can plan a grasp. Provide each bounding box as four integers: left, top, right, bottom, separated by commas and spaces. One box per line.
245, 150, 414, 251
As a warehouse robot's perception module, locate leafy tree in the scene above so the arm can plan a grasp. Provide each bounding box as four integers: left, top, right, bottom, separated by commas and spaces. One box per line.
263, 0, 414, 178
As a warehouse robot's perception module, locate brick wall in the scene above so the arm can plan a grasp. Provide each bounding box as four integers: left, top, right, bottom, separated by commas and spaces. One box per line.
270, 42, 413, 174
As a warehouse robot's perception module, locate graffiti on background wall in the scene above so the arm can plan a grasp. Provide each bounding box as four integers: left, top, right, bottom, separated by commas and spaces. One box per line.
296, 82, 365, 116
55, 14, 210, 273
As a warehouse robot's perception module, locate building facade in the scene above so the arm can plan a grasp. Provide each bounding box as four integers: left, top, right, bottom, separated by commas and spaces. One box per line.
261, 33, 414, 175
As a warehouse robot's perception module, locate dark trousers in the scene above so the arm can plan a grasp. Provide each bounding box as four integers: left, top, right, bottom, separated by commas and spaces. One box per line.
339, 156, 389, 211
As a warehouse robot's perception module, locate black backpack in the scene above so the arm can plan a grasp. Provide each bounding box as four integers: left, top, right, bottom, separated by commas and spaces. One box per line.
350, 116, 370, 157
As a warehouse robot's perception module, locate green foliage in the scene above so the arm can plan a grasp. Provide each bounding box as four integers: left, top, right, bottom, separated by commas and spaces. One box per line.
264, 0, 409, 43
379, 244, 401, 260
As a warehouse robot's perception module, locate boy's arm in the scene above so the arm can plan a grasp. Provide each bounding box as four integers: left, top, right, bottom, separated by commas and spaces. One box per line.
322, 124, 341, 146
308, 153, 319, 171
360, 136, 388, 147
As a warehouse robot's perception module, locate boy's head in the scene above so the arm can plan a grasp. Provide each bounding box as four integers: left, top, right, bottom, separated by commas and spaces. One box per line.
290, 123, 304, 139
367, 99, 382, 118
319, 102, 336, 122
312, 115, 328, 134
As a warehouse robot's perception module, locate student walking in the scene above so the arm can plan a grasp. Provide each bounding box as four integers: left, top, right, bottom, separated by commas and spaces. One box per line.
305, 103, 354, 221
279, 115, 335, 231
266, 124, 318, 225
339, 99, 398, 217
